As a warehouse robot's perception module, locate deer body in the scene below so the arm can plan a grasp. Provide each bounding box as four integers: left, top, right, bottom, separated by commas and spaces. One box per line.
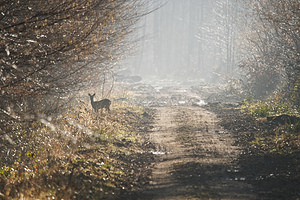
88, 93, 111, 113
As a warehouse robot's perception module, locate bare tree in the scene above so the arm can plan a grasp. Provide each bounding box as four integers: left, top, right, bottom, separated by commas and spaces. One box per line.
238, 0, 300, 100
0, 0, 152, 116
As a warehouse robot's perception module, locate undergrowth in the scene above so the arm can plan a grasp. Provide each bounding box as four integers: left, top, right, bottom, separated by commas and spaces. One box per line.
209, 102, 300, 199
239, 99, 300, 155
0, 101, 153, 199
241, 100, 296, 118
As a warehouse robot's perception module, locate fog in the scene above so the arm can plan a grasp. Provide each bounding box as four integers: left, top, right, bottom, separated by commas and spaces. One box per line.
1, 1, 299, 198
122, 0, 241, 85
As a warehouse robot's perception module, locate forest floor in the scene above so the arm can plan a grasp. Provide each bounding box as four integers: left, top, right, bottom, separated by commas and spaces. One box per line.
123, 81, 300, 200
1, 81, 299, 199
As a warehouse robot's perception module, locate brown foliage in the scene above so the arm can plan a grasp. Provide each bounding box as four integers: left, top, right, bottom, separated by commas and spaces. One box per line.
0, 0, 149, 116
239, 0, 300, 100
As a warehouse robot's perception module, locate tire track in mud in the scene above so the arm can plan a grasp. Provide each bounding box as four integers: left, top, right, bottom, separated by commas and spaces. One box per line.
143, 106, 255, 200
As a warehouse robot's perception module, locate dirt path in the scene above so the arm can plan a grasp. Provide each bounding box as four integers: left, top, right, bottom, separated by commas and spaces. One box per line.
142, 106, 255, 200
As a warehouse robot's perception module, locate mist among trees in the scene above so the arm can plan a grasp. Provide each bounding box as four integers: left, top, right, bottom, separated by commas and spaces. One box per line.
0, 0, 299, 199
126, 0, 299, 102
1, 0, 299, 121
1, 0, 151, 115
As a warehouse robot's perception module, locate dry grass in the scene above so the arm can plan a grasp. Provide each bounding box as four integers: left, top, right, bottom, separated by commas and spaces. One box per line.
0, 101, 154, 199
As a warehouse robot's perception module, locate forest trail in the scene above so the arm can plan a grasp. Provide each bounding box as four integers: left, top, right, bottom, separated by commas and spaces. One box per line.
142, 105, 255, 200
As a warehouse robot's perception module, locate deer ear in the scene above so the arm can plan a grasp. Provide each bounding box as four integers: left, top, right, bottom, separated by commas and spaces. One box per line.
93, 93, 95, 96
88, 93, 91, 96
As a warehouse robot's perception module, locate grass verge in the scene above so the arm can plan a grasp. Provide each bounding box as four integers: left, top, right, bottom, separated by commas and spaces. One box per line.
207, 102, 300, 200
0, 101, 155, 199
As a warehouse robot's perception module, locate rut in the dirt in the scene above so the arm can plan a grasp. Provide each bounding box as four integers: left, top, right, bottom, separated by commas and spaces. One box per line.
141, 106, 255, 200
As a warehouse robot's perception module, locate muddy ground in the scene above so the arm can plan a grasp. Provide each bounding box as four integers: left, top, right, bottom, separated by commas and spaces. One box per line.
121, 82, 299, 200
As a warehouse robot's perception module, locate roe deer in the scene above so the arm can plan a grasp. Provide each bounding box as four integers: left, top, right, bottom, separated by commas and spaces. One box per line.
88, 93, 111, 113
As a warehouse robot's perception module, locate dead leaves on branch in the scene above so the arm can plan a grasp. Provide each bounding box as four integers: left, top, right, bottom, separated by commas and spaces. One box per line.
1, 0, 148, 117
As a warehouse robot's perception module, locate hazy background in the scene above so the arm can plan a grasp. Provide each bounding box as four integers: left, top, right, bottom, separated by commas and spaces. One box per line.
122, 0, 243, 84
